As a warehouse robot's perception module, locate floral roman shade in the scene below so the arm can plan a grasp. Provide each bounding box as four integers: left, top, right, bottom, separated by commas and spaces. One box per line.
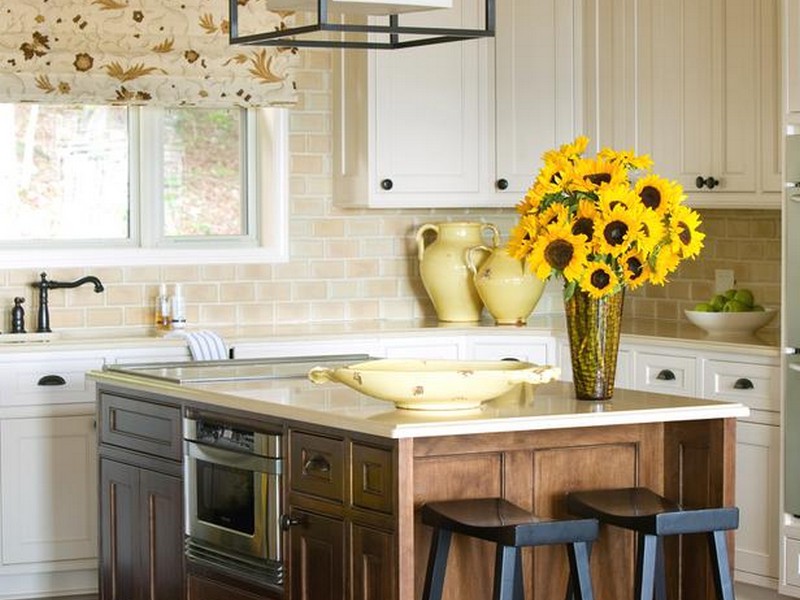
0, 0, 299, 106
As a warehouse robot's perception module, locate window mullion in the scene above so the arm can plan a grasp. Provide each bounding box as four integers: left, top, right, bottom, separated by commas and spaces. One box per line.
138, 107, 165, 248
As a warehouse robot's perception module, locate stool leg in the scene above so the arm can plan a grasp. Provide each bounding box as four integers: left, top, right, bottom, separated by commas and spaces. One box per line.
566, 541, 595, 600
654, 537, 666, 600
513, 550, 524, 600
707, 530, 735, 600
635, 533, 659, 600
493, 545, 520, 600
422, 528, 452, 600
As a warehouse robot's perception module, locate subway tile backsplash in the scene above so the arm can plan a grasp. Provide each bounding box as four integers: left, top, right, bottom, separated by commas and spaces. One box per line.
0, 51, 782, 335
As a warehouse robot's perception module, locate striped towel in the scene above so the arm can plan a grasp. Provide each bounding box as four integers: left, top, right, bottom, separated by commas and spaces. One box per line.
169, 330, 229, 361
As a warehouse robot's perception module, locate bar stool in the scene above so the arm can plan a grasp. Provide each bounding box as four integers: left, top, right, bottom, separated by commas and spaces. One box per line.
566, 487, 739, 600
421, 497, 598, 600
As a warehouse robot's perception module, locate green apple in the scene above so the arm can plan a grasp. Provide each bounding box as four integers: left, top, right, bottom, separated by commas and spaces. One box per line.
733, 289, 754, 308
722, 299, 748, 312
723, 288, 738, 301
693, 302, 714, 312
710, 294, 727, 312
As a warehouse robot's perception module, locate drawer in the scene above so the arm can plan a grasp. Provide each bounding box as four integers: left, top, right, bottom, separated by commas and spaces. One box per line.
635, 353, 696, 397
352, 443, 394, 514
99, 392, 182, 461
290, 432, 345, 503
0, 357, 104, 405
702, 360, 778, 411
786, 538, 800, 588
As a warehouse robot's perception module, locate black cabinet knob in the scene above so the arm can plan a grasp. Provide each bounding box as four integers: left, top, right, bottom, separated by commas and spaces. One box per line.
695, 176, 720, 190
280, 514, 304, 531
496, 178, 509, 190
380, 179, 393, 191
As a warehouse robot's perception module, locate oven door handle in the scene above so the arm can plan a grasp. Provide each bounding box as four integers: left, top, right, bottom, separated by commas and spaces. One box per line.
185, 440, 282, 474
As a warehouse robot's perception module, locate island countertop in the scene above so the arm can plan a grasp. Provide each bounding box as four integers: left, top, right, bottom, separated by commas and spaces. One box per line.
88, 366, 750, 439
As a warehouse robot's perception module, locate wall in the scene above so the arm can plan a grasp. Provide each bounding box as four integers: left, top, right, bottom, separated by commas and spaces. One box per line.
0, 51, 782, 335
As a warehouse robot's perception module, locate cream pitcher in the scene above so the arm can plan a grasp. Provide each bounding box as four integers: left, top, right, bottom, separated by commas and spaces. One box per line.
416, 221, 499, 322
466, 244, 546, 325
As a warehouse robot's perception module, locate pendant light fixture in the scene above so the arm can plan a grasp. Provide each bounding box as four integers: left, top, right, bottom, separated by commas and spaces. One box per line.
228, 0, 495, 50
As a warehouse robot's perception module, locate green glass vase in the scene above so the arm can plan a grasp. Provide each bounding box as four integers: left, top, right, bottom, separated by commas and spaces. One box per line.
565, 289, 625, 400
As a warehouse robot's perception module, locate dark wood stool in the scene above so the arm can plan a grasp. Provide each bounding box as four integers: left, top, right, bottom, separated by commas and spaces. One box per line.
566, 487, 739, 600
421, 497, 598, 600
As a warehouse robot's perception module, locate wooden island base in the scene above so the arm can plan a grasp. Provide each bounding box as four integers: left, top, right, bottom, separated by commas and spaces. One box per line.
396, 419, 735, 600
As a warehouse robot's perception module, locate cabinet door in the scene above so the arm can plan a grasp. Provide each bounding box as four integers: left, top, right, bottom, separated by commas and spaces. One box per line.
638, 0, 759, 194
187, 572, 281, 600
788, 0, 800, 113
369, 0, 490, 205
100, 458, 140, 600
140, 469, 184, 600
289, 510, 345, 600
735, 421, 780, 583
1, 415, 97, 564
351, 524, 395, 600
494, 0, 580, 195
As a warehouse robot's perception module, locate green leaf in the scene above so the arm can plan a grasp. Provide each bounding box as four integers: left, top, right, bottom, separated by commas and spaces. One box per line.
563, 280, 578, 302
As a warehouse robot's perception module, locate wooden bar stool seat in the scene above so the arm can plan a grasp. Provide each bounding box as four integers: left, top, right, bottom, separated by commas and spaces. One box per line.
566, 487, 739, 600
421, 497, 598, 600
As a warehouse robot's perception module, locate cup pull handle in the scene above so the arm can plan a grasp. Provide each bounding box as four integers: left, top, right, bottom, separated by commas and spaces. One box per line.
37, 374, 66, 386
303, 454, 331, 475
733, 378, 754, 390
656, 369, 676, 381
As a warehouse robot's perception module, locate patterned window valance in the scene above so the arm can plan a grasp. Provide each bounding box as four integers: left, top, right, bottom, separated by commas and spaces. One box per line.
0, 0, 299, 107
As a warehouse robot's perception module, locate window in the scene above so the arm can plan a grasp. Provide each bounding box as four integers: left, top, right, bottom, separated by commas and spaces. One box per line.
0, 104, 288, 267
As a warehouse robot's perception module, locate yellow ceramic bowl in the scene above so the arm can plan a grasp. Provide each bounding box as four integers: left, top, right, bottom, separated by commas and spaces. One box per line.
308, 359, 560, 410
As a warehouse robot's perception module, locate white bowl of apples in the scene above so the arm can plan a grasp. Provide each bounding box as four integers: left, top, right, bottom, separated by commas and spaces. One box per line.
684, 289, 777, 335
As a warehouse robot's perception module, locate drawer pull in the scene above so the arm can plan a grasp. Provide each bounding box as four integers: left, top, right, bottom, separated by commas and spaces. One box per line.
733, 378, 754, 390
656, 369, 676, 381
303, 454, 331, 475
37, 374, 66, 386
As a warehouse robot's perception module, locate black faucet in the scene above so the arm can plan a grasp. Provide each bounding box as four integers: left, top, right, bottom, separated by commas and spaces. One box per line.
32, 272, 104, 333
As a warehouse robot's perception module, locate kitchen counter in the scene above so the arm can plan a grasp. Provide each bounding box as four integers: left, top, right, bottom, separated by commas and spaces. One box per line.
89, 362, 749, 439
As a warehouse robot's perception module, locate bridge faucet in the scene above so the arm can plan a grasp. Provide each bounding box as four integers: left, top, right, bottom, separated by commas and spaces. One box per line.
32, 272, 105, 333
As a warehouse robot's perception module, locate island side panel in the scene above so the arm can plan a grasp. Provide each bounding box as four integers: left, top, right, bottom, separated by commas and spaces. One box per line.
407, 423, 665, 600
663, 417, 737, 600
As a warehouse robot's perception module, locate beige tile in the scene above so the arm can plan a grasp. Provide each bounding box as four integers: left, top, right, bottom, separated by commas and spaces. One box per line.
346, 300, 380, 320
163, 265, 201, 281
311, 302, 347, 321
124, 266, 162, 282
239, 303, 275, 325
276, 301, 310, 323
292, 281, 327, 300
314, 219, 345, 237
200, 303, 238, 325
310, 260, 345, 279
106, 285, 144, 306
237, 264, 274, 281
124, 306, 151, 327
220, 283, 255, 303
255, 282, 292, 301
346, 259, 380, 278
85, 307, 124, 327
364, 279, 398, 298
185, 283, 219, 303
48, 308, 86, 329
326, 239, 359, 259
202, 265, 237, 281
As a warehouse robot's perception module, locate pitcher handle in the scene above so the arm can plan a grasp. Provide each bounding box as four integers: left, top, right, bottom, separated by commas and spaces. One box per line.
482, 223, 500, 248
415, 223, 439, 261
466, 245, 492, 276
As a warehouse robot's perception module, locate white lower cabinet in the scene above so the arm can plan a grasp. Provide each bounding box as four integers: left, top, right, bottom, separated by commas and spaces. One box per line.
735, 420, 780, 586
469, 335, 555, 364
1, 414, 97, 564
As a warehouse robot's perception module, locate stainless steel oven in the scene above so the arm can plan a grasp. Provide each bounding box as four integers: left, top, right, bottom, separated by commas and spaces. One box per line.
184, 410, 284, 586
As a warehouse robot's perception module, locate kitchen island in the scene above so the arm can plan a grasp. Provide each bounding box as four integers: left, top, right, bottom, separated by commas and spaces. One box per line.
89, 361, 748, 600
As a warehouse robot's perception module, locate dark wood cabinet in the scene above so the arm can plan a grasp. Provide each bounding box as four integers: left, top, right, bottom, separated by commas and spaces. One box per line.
286, 430, 397, 600
98, 388, 184, 600
289, 509, 346, 600
187, 570, 282, 600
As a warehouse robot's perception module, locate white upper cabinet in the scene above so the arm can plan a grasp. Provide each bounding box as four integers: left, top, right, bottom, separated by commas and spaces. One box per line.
635, 0, 780, 207
787, 0, 800, 113
333, 0, 581, 208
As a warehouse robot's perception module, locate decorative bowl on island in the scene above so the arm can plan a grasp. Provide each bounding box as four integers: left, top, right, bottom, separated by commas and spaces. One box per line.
684, 308, 778, 336
308, 359, 560, 410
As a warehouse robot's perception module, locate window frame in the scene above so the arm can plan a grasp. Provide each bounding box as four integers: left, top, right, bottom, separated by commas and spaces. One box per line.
0, 106, 289, 267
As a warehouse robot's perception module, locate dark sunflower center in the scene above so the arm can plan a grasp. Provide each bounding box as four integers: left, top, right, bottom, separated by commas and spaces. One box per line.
678, 222, 691, 245
590, 269, 611, 289
585, 173, 612, 186
544, 239, 574, 271
625, 256, 643, 278
640, 185, 661, 209
572, 217, 594, 239
603, 220, 628, 246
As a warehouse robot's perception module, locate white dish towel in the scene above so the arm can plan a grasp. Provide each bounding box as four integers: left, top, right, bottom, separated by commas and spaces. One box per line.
169, 330, 229, 361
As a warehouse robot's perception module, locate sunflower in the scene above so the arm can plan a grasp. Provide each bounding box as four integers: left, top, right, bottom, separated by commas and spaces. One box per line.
634, 175, 678, 215
516, 185, 544, 215
669, 204, 705, 258
596, 183, 638, 214
571, 198, 597, 241
535, 154, 573, 195
538, 201, 569, 228
527, 221, 589, 283
594, 202, 641, 257
598, 147, 654, 171
580, 260, 620, 299
620, 249, 651, 290
649, 245, 681, 285
507, 214, 541, 260
635, 207, 666, 255
572, 158, 627, 192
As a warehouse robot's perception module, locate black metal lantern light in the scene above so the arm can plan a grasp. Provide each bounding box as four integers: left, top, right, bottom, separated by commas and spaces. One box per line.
228, 0, 495, 50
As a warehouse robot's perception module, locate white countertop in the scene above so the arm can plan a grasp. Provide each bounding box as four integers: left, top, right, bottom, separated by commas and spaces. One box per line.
89, 369, 750, 439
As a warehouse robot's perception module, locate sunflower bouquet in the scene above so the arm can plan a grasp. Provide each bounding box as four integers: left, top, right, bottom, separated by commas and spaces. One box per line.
508, 136, 704, 300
